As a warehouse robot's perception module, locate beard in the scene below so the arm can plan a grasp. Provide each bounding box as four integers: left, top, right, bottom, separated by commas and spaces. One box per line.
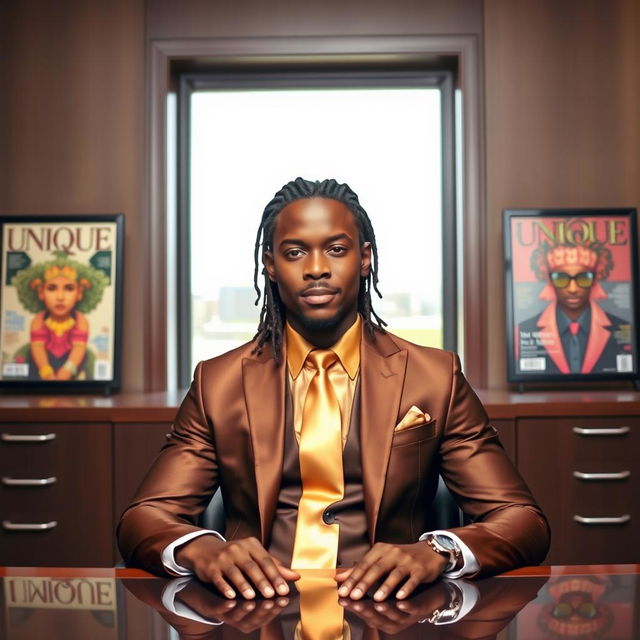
293, 309, 347, 332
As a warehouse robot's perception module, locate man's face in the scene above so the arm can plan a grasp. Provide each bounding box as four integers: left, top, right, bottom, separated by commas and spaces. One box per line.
263, 197, 371, 341
550, 263, 593, 314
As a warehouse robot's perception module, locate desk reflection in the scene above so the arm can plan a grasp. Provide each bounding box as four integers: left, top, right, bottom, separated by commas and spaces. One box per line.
123, 570, 546, 639
1, 567, 638, 639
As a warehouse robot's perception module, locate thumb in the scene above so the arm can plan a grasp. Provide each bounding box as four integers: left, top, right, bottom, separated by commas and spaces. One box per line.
274, 559, 300, 581
334, 568, 353, 583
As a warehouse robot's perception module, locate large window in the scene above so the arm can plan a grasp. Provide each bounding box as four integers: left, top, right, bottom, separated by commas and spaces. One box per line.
175, 71, 456, 386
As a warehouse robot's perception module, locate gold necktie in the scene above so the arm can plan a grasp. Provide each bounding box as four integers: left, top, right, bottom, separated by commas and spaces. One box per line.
291, 350, 344, 570
295, 571, 348, 640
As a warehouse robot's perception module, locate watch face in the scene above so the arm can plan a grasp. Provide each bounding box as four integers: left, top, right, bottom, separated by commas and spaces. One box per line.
435, 534, 457, 551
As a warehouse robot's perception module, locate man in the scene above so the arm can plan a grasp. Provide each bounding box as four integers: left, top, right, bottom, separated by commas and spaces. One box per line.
517, 241, 630, 375
118, 178, 549, 603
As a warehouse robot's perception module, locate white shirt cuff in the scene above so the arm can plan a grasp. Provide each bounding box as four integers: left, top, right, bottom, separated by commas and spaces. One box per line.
435, 579, 480, 625
161, 577, 223, 625
161, 530, 226, 576
419, 529, 480, 578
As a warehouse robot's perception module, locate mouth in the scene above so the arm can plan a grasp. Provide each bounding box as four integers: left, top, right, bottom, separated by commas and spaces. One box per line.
300, 286, 340, 306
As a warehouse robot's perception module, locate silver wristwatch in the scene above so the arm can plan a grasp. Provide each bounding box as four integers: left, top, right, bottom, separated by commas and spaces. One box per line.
424, 534, 462, 572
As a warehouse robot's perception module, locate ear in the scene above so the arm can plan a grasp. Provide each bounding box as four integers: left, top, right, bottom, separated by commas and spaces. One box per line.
263, 251, 277, 283
360, 242, 372, 278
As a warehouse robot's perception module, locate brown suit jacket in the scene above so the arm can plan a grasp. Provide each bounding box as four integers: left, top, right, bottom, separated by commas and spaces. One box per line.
117, 329, 550, 576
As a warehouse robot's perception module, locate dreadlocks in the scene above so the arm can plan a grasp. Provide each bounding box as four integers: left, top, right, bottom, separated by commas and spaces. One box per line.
252, 177, 386, 362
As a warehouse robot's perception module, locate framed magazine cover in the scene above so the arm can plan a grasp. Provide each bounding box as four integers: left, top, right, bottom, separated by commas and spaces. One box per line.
504, 208, 639, 384
0, 215, 123, 392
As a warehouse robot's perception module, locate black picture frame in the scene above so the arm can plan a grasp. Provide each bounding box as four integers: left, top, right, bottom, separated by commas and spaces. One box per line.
504, 208, 639, 384
0, 214, 124, 393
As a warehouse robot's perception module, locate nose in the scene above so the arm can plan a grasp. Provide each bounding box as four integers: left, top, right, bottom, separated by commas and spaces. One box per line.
567, 278, 579, 293
304, 250, 330, 280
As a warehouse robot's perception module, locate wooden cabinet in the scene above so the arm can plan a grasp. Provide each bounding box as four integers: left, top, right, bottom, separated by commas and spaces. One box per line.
491, 419, 516, 462
0, 423, 112, 566
0, 391, 183, 567
0, 390, 638, 567
518, 416, 638, 565
113, 422, 171, 562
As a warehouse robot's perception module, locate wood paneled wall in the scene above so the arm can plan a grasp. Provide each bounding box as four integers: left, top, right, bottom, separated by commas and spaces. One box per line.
0, 0, 145, 390
146, 0, 483, 39
484, 0, 640, 388
1, 0, 638, 391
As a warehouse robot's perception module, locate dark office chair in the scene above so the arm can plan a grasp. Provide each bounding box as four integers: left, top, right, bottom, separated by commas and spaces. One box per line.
199, 475, 464, 532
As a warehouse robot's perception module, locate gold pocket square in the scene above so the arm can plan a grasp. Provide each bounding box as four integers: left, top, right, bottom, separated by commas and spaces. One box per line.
394, 405, 432, 432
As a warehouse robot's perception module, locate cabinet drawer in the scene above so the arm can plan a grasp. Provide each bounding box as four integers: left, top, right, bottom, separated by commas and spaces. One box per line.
112, 422, 171, 562
518, 417, 638, 564
0, 423, 113, 566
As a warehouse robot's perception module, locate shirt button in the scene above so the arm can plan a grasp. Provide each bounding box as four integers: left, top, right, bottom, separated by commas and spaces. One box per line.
323, 510, 336, 524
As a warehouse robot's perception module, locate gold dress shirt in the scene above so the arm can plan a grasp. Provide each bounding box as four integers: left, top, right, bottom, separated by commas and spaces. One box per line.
286, 315, 361, 447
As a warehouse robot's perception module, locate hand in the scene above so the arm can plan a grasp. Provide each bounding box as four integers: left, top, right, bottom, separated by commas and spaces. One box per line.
339, 581, 450, 633
175, 535, 300, 599
176, 580, 290, 633
335, 542, 447, 601
55, 367, 73, 381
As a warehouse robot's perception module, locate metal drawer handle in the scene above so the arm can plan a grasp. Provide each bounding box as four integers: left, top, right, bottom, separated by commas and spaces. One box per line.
2, 520, 58, 531
2, 476, 57, 486
573, 471, 630, 481
1, 433, 57, 442
572, 426, 630, 436
574, 514, 631, 525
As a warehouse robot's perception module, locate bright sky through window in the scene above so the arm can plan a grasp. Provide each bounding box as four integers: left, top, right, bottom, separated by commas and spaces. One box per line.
190, 88, 442, 366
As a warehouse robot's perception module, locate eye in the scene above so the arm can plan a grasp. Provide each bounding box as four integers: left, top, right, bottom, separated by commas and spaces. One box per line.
284, 248, 305, 259
328, 245, 348, 255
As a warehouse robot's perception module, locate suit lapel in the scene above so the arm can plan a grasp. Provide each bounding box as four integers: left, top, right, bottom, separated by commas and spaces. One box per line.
360, 331, 407, 542
538, 302, 570, 373
243, 349, 287, 544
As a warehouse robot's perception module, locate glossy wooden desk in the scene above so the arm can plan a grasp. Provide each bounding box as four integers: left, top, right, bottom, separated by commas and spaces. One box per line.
1, 565, 638, 639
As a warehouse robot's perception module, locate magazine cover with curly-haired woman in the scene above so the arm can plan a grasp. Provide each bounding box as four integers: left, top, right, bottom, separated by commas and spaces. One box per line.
0, 215, 123, 390
504, 209, 639, 384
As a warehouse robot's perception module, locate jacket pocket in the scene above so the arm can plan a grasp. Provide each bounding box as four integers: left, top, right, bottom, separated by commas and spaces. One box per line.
391, 420, 436, 447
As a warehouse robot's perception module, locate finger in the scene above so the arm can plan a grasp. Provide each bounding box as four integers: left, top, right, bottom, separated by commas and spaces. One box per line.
238, 557, 277, 598
347, 557, 397, 600
231, 540, 279, 598
396, 574, 423, 600
334, 568, 353, 583
210, 572, 237, 599
241, 600, 282, 629
339, 601, 396, 630
337, 551, 383, 597
272, 558, 301, 584
396, 600, 417, 613
243, 539, 298, 594
256, 555, 293, 596
224, 600, 254, 624
372, 601, 411, 623
223, 564, 257, 599
373, 567, 409, 601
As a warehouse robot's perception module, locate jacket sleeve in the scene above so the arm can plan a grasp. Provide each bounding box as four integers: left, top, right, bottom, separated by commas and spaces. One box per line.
439, 354, 551, 576
116, 361, 218, 575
